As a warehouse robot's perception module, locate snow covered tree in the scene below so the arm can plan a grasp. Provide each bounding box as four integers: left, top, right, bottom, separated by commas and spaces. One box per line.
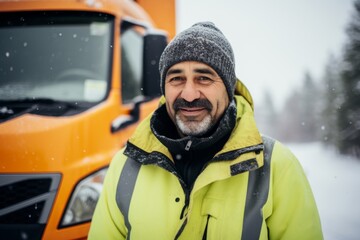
255, 90, 279, 138
320, 54, 343, 147
299, 71, 321, 142
278, 71, 321, 142
338, 0, 360, 158
278, 88, 302, 142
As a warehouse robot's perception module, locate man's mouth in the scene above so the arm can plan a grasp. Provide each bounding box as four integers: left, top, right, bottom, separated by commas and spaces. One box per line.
179, 107, 206, 116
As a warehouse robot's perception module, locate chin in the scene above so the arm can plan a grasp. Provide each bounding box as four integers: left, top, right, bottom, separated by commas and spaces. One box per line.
176, 113, 213, 137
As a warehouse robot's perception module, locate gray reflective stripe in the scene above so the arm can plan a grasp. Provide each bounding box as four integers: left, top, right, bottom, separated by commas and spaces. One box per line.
116, 158, 141, 239
241, 136, 275, 240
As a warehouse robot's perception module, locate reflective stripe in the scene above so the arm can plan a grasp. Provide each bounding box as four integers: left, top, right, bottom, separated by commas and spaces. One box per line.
116, 158, 141, 239
241, 136, 274, 240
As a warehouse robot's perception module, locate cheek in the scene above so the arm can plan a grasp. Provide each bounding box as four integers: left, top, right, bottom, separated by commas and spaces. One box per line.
212, 102, 225, 118
164, 87, 178, 105
165, 85, 181, 108
211, 95, 229, 118
165, 96, 176, 118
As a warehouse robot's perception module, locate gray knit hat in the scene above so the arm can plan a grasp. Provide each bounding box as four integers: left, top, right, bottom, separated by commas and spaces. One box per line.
159, 21, 236, 100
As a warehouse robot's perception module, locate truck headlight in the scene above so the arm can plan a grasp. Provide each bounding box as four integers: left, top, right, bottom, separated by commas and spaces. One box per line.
60, 167, 108, 227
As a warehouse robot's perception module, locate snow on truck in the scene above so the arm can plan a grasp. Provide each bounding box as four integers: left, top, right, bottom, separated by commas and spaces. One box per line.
0, 0, 175, 239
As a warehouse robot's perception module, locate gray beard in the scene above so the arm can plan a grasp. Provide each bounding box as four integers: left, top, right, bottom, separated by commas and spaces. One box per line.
175, 113, 213, 137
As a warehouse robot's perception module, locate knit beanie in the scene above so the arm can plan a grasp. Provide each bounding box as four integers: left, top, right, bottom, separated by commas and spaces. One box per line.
159, 21, 236, 100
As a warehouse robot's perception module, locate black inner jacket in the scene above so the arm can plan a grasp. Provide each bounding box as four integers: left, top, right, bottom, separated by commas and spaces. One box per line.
150, 100, 237, 188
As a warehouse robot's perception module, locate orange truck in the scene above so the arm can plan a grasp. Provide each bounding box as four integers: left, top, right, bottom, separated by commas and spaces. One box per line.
0, 0, 175, 239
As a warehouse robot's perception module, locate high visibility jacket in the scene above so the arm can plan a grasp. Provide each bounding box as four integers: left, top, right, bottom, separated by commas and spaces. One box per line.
89, 80, 323, 239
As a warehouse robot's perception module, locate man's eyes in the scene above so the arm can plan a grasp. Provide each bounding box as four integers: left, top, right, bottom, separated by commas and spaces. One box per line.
197, 76, 214, 84
171, 76, 184, 81
167, 76, 185, 85
169, 76, 185, 82
167, 76, 215, 85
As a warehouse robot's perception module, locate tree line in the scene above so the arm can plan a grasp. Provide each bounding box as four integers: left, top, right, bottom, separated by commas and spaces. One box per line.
256, 0, 360, 158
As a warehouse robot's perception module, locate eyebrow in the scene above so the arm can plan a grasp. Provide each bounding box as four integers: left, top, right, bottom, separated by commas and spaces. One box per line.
166, 68, 183, 77
194, 68, 217, 76
166, 67, 218, 77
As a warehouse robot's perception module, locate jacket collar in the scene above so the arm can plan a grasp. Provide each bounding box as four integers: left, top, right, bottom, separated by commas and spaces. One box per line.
125, 81, 264, 167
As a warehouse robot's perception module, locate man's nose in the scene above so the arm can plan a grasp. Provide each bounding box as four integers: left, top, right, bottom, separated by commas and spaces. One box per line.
180, 80, 200, 102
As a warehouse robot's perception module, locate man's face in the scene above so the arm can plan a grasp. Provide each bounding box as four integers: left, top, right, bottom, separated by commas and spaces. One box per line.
164, 61, 230, 137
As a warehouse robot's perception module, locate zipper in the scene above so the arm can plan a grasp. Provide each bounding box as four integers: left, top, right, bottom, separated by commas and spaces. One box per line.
185, 140, 192, 151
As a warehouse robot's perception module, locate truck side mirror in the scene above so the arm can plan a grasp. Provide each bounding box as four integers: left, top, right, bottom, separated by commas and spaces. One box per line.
142, 30, 167, 98
112, 20, 168, 133
111, 96, 149, 133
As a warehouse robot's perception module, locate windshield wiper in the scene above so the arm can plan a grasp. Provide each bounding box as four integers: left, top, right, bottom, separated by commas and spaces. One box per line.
0, 98, 83, 108
0, 97, 96, 118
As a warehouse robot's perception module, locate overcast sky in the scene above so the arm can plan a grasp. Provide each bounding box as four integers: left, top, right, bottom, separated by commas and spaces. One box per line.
176, 0, 354, 109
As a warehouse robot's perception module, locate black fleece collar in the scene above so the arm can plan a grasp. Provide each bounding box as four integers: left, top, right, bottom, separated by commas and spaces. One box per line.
150, 100, 237, 153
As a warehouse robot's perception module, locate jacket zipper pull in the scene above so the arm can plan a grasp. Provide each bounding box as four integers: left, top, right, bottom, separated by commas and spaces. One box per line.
185, 140, 192, 151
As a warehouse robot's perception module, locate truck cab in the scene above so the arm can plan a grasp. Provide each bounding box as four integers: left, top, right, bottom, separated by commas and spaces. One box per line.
0, 0, 174, 239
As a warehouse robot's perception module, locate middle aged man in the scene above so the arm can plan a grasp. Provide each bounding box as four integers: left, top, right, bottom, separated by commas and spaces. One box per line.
89, 22, 323, 239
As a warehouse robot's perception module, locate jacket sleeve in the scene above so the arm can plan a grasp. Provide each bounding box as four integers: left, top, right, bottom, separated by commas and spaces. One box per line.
265, 141, 323, 240
88, 151, 127, 239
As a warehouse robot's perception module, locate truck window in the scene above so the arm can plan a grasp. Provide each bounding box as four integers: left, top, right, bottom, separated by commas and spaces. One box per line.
121, 27, 143, 102
0, 11, 113, 104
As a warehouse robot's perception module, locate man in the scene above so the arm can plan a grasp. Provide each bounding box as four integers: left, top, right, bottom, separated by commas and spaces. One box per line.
89, 22, 323, 239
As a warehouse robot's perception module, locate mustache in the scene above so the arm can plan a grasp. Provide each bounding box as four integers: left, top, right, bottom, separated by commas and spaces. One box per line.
173, 98, 213, 111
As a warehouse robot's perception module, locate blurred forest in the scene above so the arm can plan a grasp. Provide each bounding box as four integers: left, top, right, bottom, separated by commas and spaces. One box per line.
256, 0, 360, 158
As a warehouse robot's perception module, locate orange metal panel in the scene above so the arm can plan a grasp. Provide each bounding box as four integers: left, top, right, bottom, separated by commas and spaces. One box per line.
135, 0, 176, 39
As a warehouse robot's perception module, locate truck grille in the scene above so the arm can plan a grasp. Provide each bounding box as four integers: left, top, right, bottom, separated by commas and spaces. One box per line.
0, 174, 61, 224
0, 178, 51, 210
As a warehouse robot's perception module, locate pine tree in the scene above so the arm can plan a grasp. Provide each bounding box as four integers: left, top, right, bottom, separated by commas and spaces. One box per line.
320, 54, 342, 147
277, 71, 320, 142
278, 88, 302, 142
299, 71, 320, 142
338, 0, 360, 157
255, 90, 279, 138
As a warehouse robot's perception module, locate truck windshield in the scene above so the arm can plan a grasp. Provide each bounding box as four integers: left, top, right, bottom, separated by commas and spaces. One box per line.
0, 11, 113, 103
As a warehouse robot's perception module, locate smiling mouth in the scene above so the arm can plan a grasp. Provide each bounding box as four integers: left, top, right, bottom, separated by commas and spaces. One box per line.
179, 107, 207, 116
181, 107, 204, 111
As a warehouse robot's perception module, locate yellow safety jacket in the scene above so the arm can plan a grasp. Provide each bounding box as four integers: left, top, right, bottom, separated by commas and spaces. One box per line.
89, 80, 323, 239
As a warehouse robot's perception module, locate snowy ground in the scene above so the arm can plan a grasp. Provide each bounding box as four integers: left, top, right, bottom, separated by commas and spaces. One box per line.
286, 142, 360, 240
